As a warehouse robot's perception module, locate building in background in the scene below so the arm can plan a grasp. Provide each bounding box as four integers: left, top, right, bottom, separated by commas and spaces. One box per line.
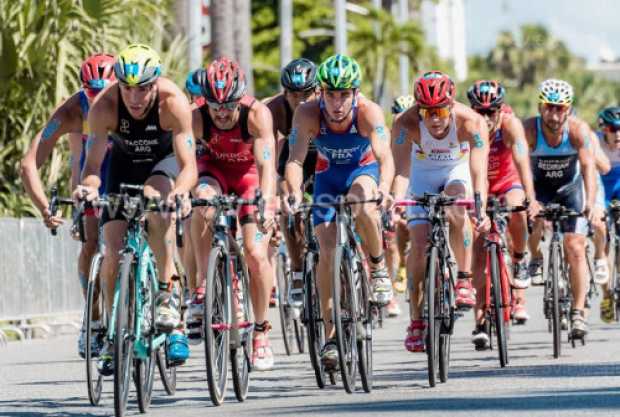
421, 0, 467, 81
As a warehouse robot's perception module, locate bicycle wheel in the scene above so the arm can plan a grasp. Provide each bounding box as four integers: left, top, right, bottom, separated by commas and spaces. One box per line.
114, 252, 136, 417
276, 252, 295, 355
550, 242, 562, 359
356, 256, 373, 393
332, 245, 357, 393
438, 258, 453, 383
134, 266, 157, 413
425, 246, 440, 388
294, 316, 305, 354
156, 345, 176, 395
614, 237, 620, 321
489, 244, 508, 367
304, 251, 326, 389
85, 252, 105, 406
231, 249, 253, 402
204, 246, 230, 406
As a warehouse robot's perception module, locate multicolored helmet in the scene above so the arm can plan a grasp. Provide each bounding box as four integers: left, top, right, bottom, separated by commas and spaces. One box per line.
467, 80, 505, 109
80, 53, 115, 92
598, 106, 620, 128
414, 71, 455, 107
317, 54, 361, 90
391, 95, 415, 114
538, 79, 573, 105
200, 57, 247, 103
185, 69, 202, 97
281, 58, 317, 92
114, 44, 162, 86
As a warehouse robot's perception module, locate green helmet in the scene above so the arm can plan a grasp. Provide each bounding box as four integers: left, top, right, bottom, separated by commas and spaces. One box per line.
317, 54, 361, 90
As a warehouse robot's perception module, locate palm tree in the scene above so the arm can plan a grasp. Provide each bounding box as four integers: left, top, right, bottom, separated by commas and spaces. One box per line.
210, 0, 234, 59
234, 0, 255, 94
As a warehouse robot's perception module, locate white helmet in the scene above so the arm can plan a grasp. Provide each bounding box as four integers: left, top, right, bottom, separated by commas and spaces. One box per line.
538, 79, 573, 105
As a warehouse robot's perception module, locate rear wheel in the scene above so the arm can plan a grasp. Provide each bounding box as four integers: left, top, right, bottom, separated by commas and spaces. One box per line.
490, 244, 508, 367
425, 246, 440, 388
134, 267, 157, 413
231, 249, 253, 402
156, 345, 176, 395
276, 252, 295, 355
356, 256, 373, 393
550, 243, 562, 359
304, 252, 326, 389
204, 247, 230, 406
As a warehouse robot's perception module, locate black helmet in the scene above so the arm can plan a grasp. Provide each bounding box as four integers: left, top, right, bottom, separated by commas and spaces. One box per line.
598, 106, 620, 129
280, 58, 317, 92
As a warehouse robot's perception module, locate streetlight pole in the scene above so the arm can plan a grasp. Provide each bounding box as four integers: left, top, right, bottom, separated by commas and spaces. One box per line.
280, 0, 293, 68
187, 0, 202, 70
334, 0, 347, 54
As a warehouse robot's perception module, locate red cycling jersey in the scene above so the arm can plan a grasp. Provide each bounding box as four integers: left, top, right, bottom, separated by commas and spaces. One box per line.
488, 106, 523, 196
197, 95, 259, 219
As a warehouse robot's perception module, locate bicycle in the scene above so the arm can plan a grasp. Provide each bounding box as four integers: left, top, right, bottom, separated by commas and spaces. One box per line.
536, 204, 583, 358
190, 191, 263, 405
607, 200, 620, 321
297, 196, 379, 394
481, 197, 527, 368
395, 193, 474, 387
276, 211, 305, 356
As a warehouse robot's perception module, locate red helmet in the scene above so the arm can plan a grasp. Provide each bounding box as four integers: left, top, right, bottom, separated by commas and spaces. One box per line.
201, 57, 247, 103
414, 71, 455, 107
80, 53, 116, 92
467, 80, 505, 109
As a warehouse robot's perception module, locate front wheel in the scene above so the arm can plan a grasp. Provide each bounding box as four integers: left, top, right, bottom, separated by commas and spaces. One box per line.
550, 242, 562, 359
490, 244, 508, 367
85, 253, 105, 406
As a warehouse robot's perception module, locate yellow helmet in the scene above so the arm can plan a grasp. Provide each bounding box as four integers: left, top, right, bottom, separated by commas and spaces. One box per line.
114, 44, 162, 86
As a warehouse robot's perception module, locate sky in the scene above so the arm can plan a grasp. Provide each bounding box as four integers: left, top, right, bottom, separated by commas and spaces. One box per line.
463, 0, 620, 64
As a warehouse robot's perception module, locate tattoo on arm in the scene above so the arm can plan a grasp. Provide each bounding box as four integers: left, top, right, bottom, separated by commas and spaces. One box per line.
515, 140, 526, 156
582, 128, 592, 150
473, 133, 484, 148
395, 128, 406, 145
85, 135, 94, 151
41, 118, 61, 142
463, 229, 472, 247
186, 135, 194, 149
289, 127, 298, 145
263, 146, 271, 161
375, 125, 388, 141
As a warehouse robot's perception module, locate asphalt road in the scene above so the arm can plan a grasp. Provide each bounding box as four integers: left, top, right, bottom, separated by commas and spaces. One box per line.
1, 286, 619, 417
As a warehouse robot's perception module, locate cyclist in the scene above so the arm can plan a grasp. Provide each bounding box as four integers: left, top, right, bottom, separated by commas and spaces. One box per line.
525, 79, 597, 339
21, 53, 115, 358
76, 44, 198, 374
189, 57, 278, 371
596, 106, 620, 322
284, 54, 395, 369
391, 71, 490, 353
186, 69, 205, 107
264, 58, 319, 311
383, 95, 416, 316
466, 80, 539, 347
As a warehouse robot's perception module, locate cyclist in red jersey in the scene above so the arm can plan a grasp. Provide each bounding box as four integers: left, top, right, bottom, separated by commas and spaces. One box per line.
189, 57, 278, 371
467, 80, 540, 349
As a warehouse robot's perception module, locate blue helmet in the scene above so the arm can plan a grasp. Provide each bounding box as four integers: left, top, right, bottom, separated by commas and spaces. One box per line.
185, 69, 202, 96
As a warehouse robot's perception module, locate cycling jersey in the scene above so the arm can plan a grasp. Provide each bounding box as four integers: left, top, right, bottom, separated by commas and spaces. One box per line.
531, 116, 586, 234
598, 131, 620, 206
78, 90, 111, 196
312, 100, 379, 225
197, 95, 259, 220
407, 116, 472, 225
102, 88, 179, 224
488, 128, 522, 196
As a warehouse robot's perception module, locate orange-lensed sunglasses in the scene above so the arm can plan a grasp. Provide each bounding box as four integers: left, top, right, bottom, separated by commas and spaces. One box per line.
419, 106, 451, 119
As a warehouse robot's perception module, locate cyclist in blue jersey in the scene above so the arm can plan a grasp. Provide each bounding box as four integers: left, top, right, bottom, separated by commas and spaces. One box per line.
283, 54, 395, 369
525, 79, 597, 338
21, 53, 115, 358
596, 107, 620, 322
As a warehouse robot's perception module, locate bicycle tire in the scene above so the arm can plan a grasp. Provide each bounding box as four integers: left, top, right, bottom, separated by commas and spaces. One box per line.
294, 316, 305, 354
425, 246, 440, 387
231, 248, 253, 402
614, 237, 620, 322
204, 246, 230, 406
356, 255, 373, 393
490, 244, 508, 367
134, 265, 157, 413
276, 252, 295, 355
304, 251, 326, 389
550, 242, 562, 358
438, 257, 452, 383
114, 252, 135, 417
85, 253, 105, 406
332, 245, 357, 393
156, 345, 176, 395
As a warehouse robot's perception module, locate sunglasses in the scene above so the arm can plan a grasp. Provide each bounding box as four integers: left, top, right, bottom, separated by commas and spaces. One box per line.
474, 107, 499, 117
206, 100, 239, 111
606, 124, 620, 133
419, 106, 451, 119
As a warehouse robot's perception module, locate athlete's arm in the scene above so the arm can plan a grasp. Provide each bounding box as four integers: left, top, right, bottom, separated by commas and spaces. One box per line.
284, 102, 314, 205
503, 115, 536, 203
573, 122, 597, 213
249, 103, 277, 203
164, 90, 198, 197
21, 96, 82, 214
81, 91, 115, 198
591, 131, 611, 175
464, 114, 490, 209
390, 110, 414, 200
68, 133, 83, 192
360, 101, 395, 198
